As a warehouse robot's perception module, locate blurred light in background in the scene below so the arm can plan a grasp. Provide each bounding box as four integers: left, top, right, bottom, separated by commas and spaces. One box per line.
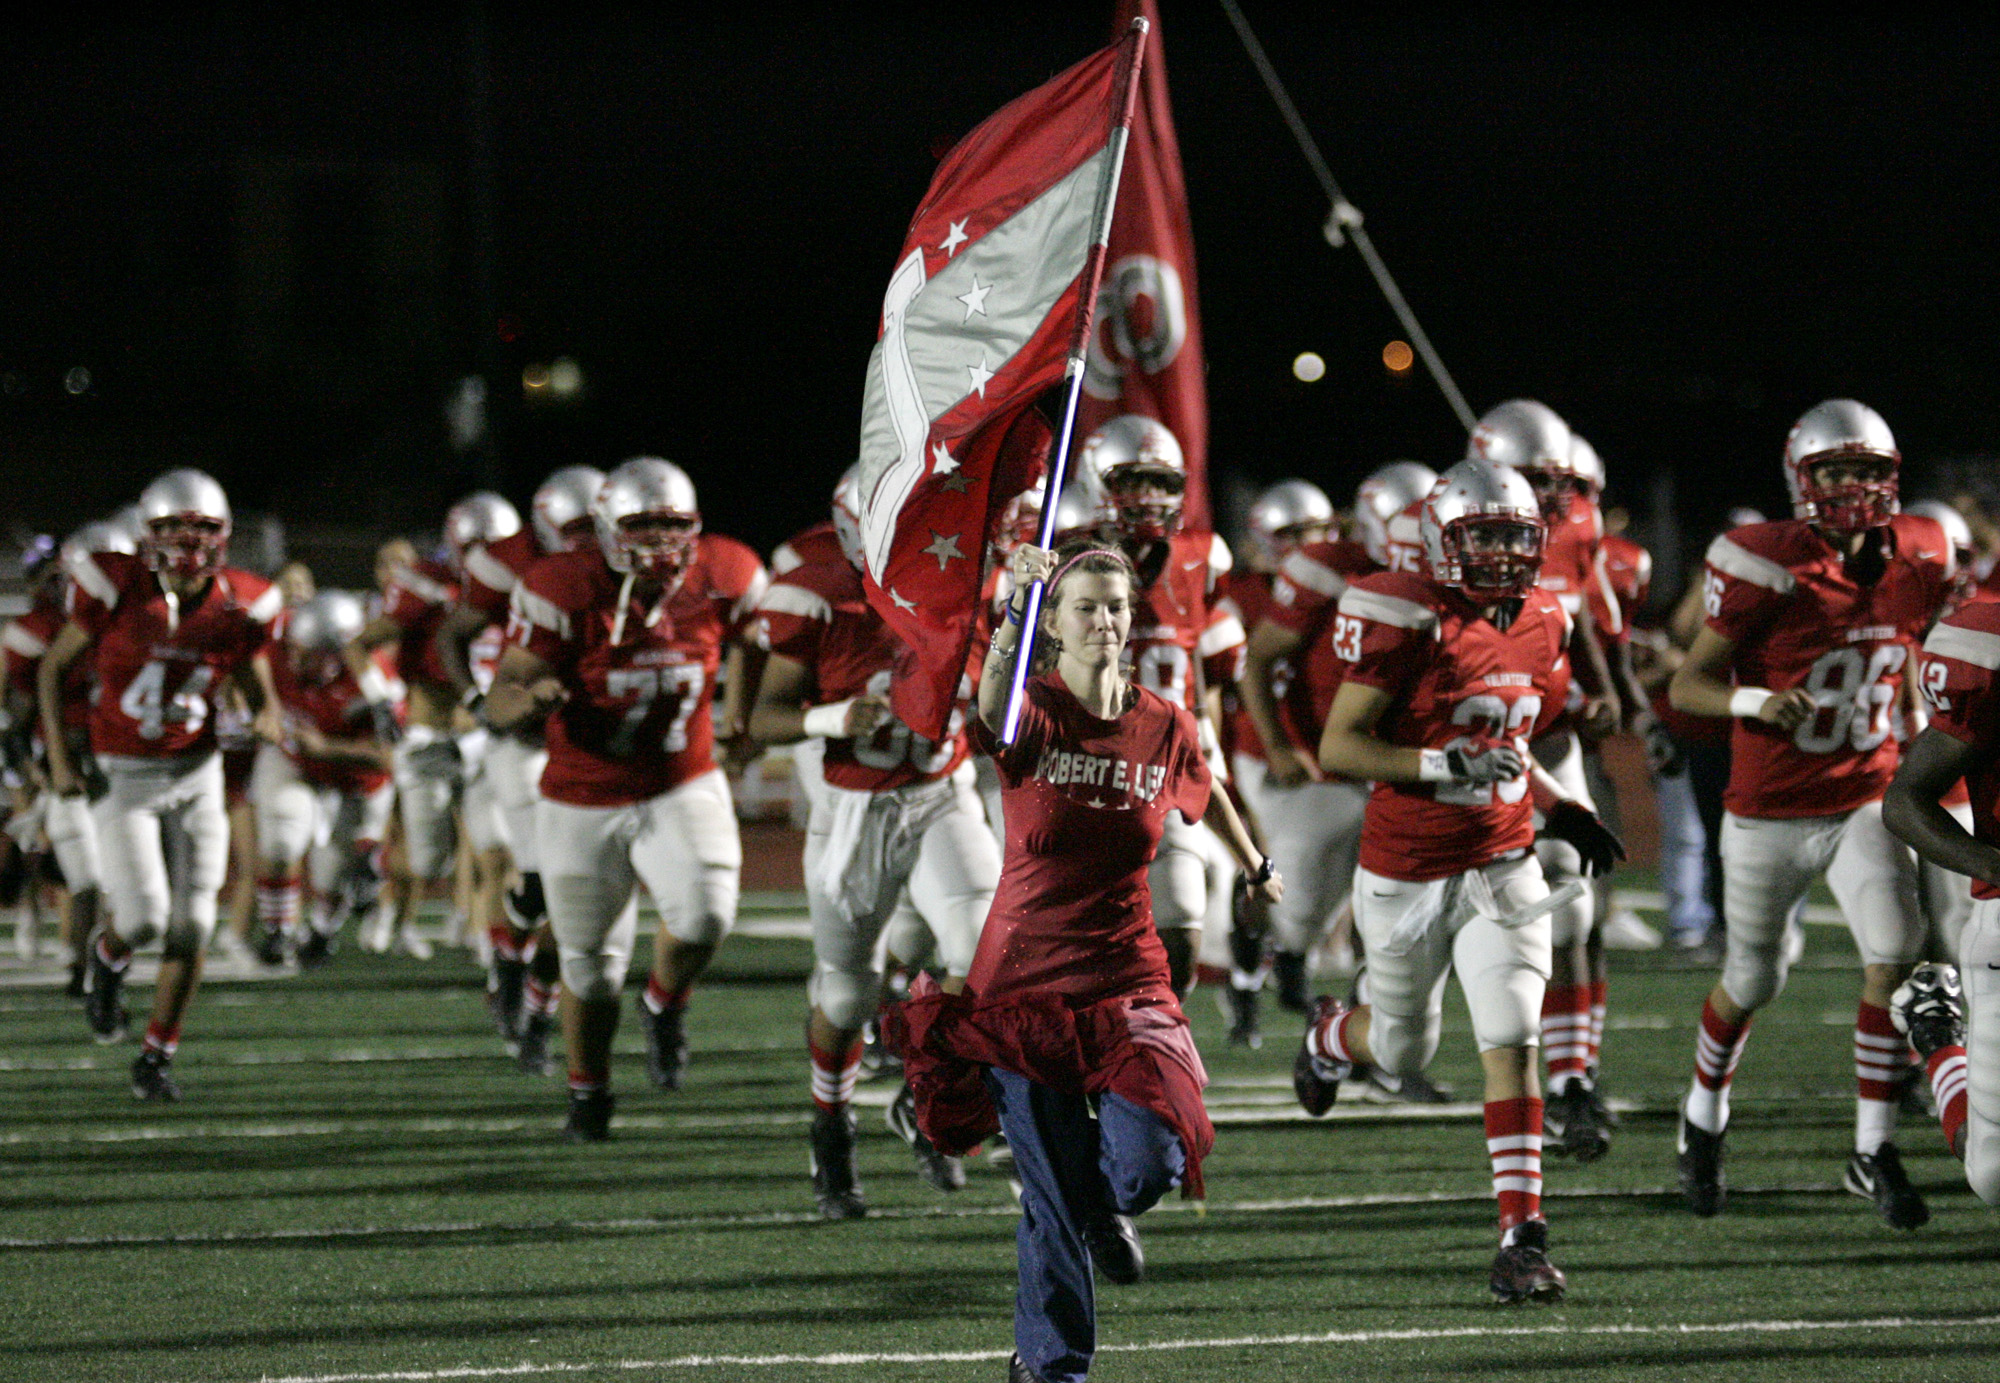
547, 357, 583, 399
1382, 340, 1414, 375
522, 363, 552, 397
1292, 350, 1325, 383
63, 367, 91, 395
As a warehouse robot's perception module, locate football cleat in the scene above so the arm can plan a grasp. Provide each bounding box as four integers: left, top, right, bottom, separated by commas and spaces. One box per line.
564, 1087, 614, 1143
84, 953, 129, 1044
393, 925, 434, 960
130, 1050, 182, 1103
885, 1083, 965, 1192
1360, 1064, 1454, 1105
1008, 1355, 1050, 1383
1677, 1111, 1727, 1217
1085, 1212, 1145, 1285
1844, 1142, 1929, 1230
810, 1106, 867, 1220
488, 955, 527, 1040
1271, 950, 1310, 1014
295, 928, 335, 970
516, 1011, 557, 1077
1490, 1219, 1566, 1303
1293, 996, 1351, 1117
357, 911, 393, 955
1890, 963, 1965, 1061
1223, 983, 1263, 1050
1546, 1083, 1611, 1163
859, 1018, 903, 1078
255, 926, 288, 968
642, 999, 690, 1091
65, 961, 86, 1000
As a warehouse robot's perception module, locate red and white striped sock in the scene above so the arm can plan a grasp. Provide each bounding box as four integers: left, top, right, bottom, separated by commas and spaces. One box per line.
488, 924, 521, 963
522, 977, 561, 1020
1541, 984, 1593, 1092
1854, 1002, 1906, 1154
96, 935, 131, 973
141, 1020, 180, 1060
1485, 1096, 1545, 1237
642, 974, 689, 1017
1587, 976, 1608, 1074
1685, 996, 1751, 1133
1307, 1004, 1361, 1066
810, 1037, 863, 1114
1927, 1045, 1970, 1156
567, 1069, 607, 1095
256, 880, 300, 941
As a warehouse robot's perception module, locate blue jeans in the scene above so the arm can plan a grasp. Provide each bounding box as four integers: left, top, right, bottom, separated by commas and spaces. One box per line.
985, 1067, 1185, 1383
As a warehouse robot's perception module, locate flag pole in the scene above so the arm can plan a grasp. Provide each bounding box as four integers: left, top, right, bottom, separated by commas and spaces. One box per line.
1002, 16, 1151, 745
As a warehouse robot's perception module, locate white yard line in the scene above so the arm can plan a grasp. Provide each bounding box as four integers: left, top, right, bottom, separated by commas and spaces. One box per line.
242, 1313, 2000, 1381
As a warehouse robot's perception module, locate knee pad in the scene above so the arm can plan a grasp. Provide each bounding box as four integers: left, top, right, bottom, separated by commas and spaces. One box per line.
881, 906, 934, 971
1366, 1008, 1441, 1080
110, 910, 162, 950
811, 963, 883, 1031
664, 895, 734, 948
1721, 935, 1788, 1012
558, 945, 624, 1004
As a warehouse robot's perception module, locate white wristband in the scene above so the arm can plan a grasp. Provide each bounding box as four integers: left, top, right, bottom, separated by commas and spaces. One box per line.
1728, 688, 1773, 720
356, 664, 393, 705
1417, 748, 1453, 783
802, 699, 855, 739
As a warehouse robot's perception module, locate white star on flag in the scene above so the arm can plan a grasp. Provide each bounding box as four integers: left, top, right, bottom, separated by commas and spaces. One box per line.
956, 275, 993, 322
930, 442, 959, 475
967, 354, 995, 398
888, 588, 917, 612
939, 220, 969, 257
922, 531, 966, 570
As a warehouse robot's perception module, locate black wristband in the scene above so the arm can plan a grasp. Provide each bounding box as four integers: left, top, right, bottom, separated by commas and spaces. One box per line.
1245, 856, 1276, 888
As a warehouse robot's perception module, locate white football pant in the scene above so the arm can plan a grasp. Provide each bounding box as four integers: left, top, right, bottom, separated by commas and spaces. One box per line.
1531, 733, 1597, 949
391, 729, 464, 881
1922, 801, 1976, 961
1234, 753, 1366, 955
251, 744, 393, 894
92, 753, 229, 957
43, 790, 103, 893
483, 735, 548, 872
1955, 896, 2000, 1204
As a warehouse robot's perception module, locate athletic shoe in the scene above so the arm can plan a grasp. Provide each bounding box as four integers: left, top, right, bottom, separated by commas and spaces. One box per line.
130, 1049, 181, 1102
1890, 963, 1965, 1060
1292, 996, 1350, 1117
1085, 1212, 1144, 1285
1358, 1064, 1455, 1104
642, 999, 689, 1091
295, 928, 335, 970
1546, 1083, 1611, 1163
65, 961, 86, 1000
859, 1018, 903, 1078
810, 1106, 867, 1220
885, 1083, 965, 1192
84, 951, 129, 1044
1601, 908, 1662, 951
516, 1011, 557, 1077
1008, 1355, 1049, 1383
488, 955, 526, 1040
1271, 950, 1309, 1014
1677, 1111, 1726, 1217
564, 1087, 613, 1143
1489, 1219, 1566, 1303
984, 1132, 1014, 1171
1845, 1142, 1929, 1230
255, 926, 288, 968
1223, 982, 1263, 1050
394, 925, 433, 960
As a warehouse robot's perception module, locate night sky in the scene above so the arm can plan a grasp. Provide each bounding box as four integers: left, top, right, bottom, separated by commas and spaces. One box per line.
5, 4, 1999, 593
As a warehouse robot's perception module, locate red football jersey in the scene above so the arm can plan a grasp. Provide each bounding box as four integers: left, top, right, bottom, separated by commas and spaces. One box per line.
379, 558, 460, 692
1539, 497, 1621, 642
1257, 537, 1381, 746
965, 674, 1211, 1006
1126, 531, 1244, 714
4, 592, 91, 735
754, 556, 969, 792
271, 654, 391, 795
509, 535, 765, 806
1918, 601, 2000, 898
1335, 571, 1572, 882
1379, 498, 1429, 577
460, 529, 544, 622
1703, 515, 1953, 819
1600, 531, 1652, 628
66, 554, 279, 758
772, 521, 846, 577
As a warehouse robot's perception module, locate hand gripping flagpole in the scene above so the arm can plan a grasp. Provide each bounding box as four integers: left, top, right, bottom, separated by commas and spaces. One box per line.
1217, 0, 1477, 433
1002, 17, 1151, 746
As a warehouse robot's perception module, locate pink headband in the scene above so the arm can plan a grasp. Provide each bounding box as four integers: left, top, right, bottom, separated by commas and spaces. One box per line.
1047, 548, 1128, 595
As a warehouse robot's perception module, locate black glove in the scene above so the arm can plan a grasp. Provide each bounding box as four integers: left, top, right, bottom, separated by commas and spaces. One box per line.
1540, 799, 1627, 878
1642, 718, 1686, 777
366, 700, 403, 746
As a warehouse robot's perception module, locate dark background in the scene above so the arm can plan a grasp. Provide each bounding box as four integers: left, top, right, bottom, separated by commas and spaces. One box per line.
5, 4, 1998, 598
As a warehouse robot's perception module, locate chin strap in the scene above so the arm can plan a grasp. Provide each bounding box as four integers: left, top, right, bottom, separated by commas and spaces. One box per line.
609, 569, 636, 646
162, 588, 180, 635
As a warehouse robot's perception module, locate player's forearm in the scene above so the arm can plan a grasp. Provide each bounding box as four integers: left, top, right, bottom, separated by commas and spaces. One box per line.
1318, 723, 1422, 783
1667, 660, 1740, 718
749, 697, 809, 746
311, 735, 393, 770
1572, 620, 1619, 720
434, 608, 489, 702
1529, 762, 1574, 813
1884, 780, 2000, 885
1239, 648, 1295, 762
482, 675, 541, 733
717, 645, 751, 738
35, 636, 86, 776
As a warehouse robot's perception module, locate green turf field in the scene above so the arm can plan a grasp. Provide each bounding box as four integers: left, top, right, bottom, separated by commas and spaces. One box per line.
2, 893, 1996, 1383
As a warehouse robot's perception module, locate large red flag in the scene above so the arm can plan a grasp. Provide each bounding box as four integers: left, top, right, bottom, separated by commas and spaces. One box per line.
857, 27, 1147, 740
1078, 0, 1209, 531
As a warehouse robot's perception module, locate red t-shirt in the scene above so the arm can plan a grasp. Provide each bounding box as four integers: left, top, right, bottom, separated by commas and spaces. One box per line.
4, 592, 91, 735
460, 529, 544, 622
1335, 571, 1571, 882
753, 556, 969, 792
67, 554, 279, 759
1919, 601, 2000, 897
509, 536, 766, 806
966, 674, 1211, 1006
1703, 515, 1953, 819
271, 654, 391, 795
379, 558, 460, 693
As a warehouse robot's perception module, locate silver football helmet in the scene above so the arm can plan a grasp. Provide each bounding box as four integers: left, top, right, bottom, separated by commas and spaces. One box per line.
1051, 482, 1103, 544
595, 457, 701, 579
442, 492, 522, 572
994, 480, 1048, 559
1077, 414, 1187, 540
1569, 434, 1605, 500
1355, 461, 1439, 567
1466, 399, 1575, 522
1421, 459, 1546, 599
1246, 480, 1335, 568
59, 519, 139, 590
286, 590, 369, 654
532, 466, 607, 553
1905, 499, 1973, 562
136, 468, 232, 578
1783, 399, 1899, 533
831, 464, 865, 569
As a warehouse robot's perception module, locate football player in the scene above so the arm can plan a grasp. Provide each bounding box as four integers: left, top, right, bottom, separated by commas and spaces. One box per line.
252, 591, 396, 965
38, 469, 283, 1100
749, 491, 1000, 1218
486, 458, 763, 1142
1667, 400, 1955, 1228
1294, 458, 1623, 1302
436, 466, 605, 1068
1073, 415, 1245, 997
